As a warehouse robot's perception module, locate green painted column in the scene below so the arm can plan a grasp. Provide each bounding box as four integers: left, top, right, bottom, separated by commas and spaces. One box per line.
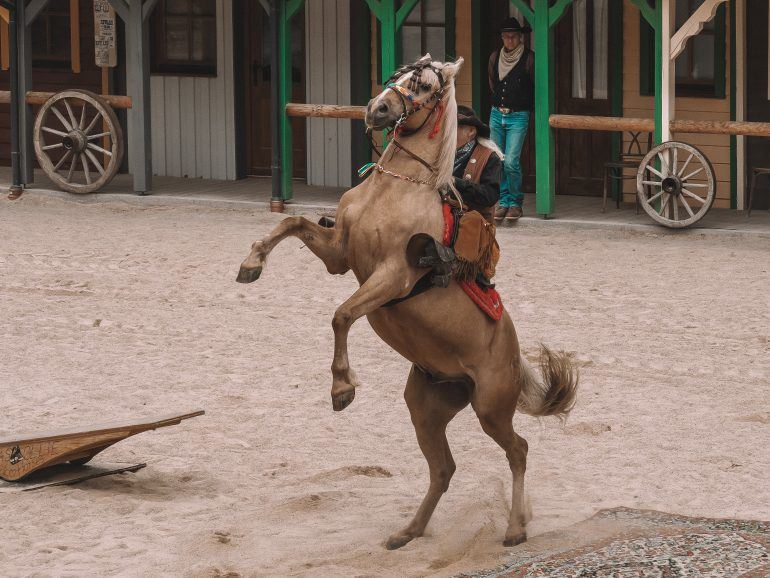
508, 0, 571, 218
533, 1, 555, 217
279, 0, 304, 201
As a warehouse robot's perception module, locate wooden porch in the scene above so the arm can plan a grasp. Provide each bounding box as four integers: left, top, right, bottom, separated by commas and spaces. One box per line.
3, 167, 769, 235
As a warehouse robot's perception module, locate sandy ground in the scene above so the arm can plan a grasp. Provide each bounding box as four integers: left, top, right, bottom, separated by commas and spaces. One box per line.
0, 194, 768, 577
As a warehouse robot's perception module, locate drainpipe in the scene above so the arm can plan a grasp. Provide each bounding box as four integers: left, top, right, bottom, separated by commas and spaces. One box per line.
8, 2, 23, 198
269, 0, 284, 212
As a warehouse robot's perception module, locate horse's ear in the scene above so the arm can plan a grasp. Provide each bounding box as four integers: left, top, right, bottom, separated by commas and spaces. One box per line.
418, 53, 433, 64
440, 57, 464, 79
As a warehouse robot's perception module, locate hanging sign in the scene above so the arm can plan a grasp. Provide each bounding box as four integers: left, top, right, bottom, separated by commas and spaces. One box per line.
93, 0, 117, 68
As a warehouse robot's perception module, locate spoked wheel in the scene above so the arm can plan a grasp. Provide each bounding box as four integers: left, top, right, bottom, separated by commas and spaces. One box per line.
636, 141, 716, 228
33, 90, 124, 194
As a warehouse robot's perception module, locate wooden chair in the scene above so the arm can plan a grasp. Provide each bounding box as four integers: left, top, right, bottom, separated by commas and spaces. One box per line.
0, 410, 204, 481
747, 167, 770, 216
603, 131, 653, 212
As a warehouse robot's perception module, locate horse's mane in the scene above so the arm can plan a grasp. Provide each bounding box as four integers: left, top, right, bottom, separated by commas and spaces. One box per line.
434, 76, 457, 191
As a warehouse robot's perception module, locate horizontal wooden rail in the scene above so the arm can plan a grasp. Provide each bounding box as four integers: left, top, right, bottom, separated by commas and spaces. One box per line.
670, 119, 770, 137
0, 91, 132, 109
286, 103, 366, 119
549, 114, 654, 132
549, 114, 770, 137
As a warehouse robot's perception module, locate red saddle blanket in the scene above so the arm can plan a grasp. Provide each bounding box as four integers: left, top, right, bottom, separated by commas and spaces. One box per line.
442, 204, 504, 321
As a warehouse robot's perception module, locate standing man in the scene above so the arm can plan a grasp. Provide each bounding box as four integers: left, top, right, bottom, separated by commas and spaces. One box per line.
488, 17, 534, 221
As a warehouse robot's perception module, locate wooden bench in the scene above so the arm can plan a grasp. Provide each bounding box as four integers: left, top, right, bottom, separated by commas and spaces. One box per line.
0, 411, 204, 482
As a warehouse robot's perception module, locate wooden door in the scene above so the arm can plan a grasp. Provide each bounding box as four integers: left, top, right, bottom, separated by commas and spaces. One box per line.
746, 0, 770, 209
555, 0, 614, 196
242, 2, 306, 178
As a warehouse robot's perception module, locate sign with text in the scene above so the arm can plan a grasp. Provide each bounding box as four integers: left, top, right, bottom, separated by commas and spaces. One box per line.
94, 0, 117, 68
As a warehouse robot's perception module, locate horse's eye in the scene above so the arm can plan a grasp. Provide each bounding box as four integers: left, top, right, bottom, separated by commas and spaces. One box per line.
420, 83, 432, 92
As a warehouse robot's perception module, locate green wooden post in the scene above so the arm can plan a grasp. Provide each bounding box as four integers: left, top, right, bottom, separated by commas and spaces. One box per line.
364, 0, 419, 84
533, 1, 554, 217
279, 0, 304, 201
509, 0, 571, 218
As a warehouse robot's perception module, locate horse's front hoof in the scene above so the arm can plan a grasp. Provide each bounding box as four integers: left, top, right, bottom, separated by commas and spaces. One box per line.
385, 532, 415, 550
332, 389, 355, 411
236, 266, 262, 284
503, 531, 527, 547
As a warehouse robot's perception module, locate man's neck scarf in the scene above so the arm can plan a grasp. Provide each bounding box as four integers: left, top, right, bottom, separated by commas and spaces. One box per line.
454, 139, 477, 174
498, 43, 524, 80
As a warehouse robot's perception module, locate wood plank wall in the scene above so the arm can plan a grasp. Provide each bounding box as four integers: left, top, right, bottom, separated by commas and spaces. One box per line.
623, 1, 732, 208
148, 0, 236, 180
305, 0, 352, 188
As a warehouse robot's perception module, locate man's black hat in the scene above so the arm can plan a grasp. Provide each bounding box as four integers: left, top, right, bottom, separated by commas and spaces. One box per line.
457, 105, 490, 139
500, 16, 532, 34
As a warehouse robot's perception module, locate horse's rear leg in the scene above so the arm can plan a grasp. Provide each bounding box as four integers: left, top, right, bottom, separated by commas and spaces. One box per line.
471, 371, 529, 547
386, 366, 469, 550
237, 216, 348, 283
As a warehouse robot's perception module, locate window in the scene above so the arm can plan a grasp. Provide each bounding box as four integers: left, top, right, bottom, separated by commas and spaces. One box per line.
571, 0, 609, 100
31, 0, 70, 68
400, 0, 448, 63
151, 0, 217, 76
640, 0, 726, 98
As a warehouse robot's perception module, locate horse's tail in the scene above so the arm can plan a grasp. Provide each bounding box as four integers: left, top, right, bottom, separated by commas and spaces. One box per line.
516, 345, 578, 420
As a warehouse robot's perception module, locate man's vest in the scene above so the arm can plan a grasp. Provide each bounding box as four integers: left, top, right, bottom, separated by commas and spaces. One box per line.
491, 48, 534, 112
458, 143, 497, 223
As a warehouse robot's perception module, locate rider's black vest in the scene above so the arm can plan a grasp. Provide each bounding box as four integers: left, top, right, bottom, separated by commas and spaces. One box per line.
491, 48, 534, 112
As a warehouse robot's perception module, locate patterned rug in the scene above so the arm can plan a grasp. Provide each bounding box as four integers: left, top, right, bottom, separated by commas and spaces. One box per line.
460, 508, 769, 578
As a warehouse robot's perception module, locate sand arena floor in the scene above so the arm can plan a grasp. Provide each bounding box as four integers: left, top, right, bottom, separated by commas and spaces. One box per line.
0, 195, 768, 577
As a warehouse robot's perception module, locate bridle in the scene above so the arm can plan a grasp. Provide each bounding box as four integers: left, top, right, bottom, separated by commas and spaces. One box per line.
363, 63, 449, 187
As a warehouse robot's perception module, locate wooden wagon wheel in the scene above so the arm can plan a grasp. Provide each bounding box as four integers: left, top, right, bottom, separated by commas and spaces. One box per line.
636, 141, 716, 228
33, 90, 124, 194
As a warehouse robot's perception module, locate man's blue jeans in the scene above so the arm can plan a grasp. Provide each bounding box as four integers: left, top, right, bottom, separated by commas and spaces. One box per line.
489, 108, 530, 208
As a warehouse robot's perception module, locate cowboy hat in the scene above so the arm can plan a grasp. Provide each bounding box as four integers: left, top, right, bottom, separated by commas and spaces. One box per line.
500, 17, 532, 34
457, 105, 491, 139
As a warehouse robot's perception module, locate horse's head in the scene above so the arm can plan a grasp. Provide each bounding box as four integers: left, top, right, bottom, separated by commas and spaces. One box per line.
365, 55, 464, 133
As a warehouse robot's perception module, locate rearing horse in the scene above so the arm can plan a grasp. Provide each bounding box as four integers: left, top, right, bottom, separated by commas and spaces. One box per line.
237, 55, 578, 549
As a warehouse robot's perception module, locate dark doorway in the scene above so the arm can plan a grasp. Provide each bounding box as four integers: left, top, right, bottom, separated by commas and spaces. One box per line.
242, 2, 306, 178
555, 0, 615, 196
746, 0, 770, 210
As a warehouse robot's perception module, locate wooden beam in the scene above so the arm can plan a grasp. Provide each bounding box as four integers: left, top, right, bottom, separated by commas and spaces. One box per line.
671, 119, 770, 138
142, 0, 160, 22
0, 90, 132, 108
70, 0, 80, 73
628, 0, 655, 28
508, 0, 533, 25
105, 0, 128, 22
395, 0, 419, 30
286, 103, 365, 119
670, 0, 727, 60
0, 6, 9, 22
549, 0, 573, 28
550, 114, 655, 132
660, 0, 674, 142
24, 0, 50, 26
286, 0, 303, 19
549, 114, 770, 138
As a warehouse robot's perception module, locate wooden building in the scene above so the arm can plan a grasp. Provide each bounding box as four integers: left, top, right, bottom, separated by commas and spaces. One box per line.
1, 0, 768, 213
